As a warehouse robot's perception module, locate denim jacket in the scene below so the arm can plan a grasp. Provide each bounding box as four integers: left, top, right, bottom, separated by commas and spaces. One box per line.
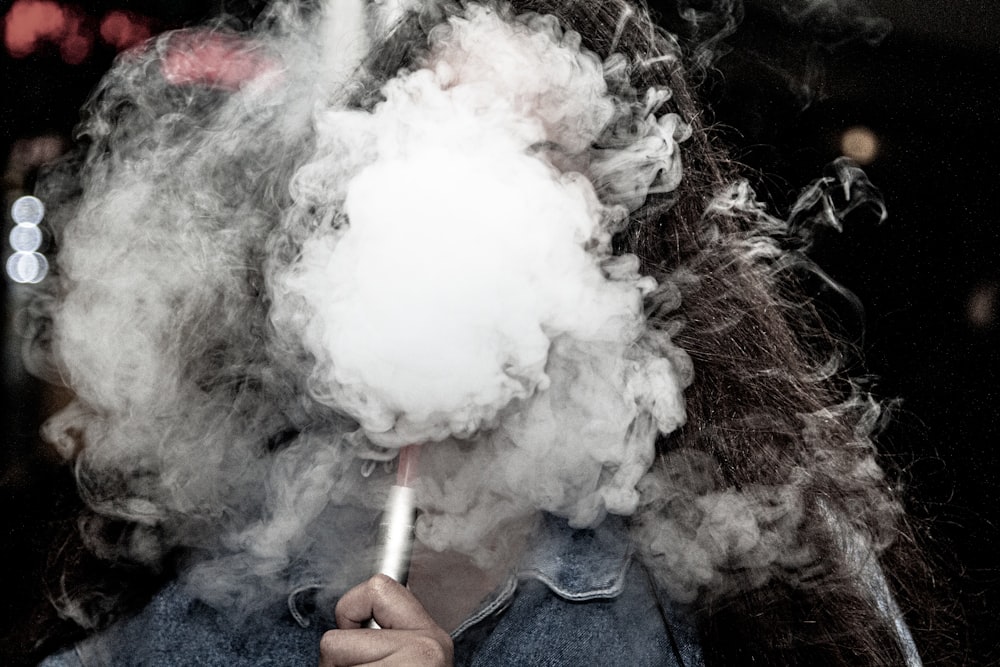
40, 512, 923, 667
39, 515, 703, 667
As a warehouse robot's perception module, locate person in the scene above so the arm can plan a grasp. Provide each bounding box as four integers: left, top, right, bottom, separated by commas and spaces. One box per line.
29, 0, 927, 665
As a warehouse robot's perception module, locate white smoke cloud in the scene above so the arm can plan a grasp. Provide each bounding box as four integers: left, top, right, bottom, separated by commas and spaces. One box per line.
27, 0, 905, 624
40, 0, 698, 616
272, 12, 651, 445
265, 2, 693, 563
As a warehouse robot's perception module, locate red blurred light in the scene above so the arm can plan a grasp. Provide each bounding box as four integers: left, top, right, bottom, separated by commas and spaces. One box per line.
4, 0, 67, 57
100, 10, 151, 52
3, 0, 94, 63
59, 8, 91, 64
162, 32, 277, 90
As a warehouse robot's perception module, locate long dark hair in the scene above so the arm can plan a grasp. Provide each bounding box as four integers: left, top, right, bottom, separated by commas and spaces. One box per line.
528, 1, 945, 664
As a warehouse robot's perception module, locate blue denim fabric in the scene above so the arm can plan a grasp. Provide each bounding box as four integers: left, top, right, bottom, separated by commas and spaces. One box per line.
39, 515, 703, 667
454, 515, 702, 667
39, 583, 325, 667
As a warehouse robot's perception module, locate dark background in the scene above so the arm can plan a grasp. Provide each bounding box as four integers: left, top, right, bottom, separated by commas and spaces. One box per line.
1, 0, 997, 664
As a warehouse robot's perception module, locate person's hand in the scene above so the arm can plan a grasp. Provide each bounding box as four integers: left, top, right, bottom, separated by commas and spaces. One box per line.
319, 575, 454, 667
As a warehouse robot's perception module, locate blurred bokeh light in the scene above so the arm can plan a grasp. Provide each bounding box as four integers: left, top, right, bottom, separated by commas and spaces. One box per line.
840, 125, 880, 165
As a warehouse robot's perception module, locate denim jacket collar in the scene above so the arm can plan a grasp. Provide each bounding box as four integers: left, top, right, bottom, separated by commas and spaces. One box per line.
517, 512, 633, 601
287, 512, 634, 636
448, 513, 633, 639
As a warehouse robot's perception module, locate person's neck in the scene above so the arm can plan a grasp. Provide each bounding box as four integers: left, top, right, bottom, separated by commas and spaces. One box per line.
406, 544, 510, 632
405, 519, 533, 633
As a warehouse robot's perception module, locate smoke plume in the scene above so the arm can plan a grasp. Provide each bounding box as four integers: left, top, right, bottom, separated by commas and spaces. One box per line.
31, 0, 897, 621
36, 0, 692, 615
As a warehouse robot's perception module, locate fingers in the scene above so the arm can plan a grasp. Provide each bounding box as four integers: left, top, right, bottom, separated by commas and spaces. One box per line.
334, 575, 437, 631
322, 576, 453, 667
319, 628, 452, 667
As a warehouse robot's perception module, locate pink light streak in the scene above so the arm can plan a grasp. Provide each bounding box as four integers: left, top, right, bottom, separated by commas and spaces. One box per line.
162, 32, 278, 90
